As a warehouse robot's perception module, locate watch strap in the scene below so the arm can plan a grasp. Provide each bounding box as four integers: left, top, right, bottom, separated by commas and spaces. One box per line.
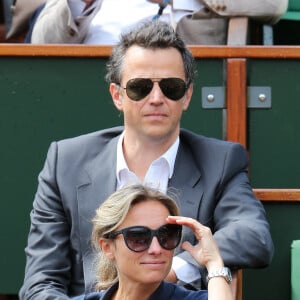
206, 267, 232, 283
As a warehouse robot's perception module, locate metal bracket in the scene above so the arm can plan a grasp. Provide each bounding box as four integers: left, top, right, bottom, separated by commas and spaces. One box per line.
248, 86, 271, 108
202, 87, 225, 109
202, 86, 272, 109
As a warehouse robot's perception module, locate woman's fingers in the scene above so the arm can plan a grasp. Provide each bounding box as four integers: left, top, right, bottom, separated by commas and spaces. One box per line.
167, 216, 224, 269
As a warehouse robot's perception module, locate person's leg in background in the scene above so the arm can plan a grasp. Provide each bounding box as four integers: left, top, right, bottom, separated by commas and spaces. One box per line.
25, 3, 45, 43
2, 0, 12, 33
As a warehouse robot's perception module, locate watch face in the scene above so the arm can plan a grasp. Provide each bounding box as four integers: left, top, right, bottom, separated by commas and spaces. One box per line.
227, 270, 233, 282
223, 268, 232, 282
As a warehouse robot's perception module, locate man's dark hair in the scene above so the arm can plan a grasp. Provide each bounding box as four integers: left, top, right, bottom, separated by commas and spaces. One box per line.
105, 21, 195, 87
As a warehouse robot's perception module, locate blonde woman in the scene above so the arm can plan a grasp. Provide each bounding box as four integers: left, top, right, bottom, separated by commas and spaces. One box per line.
73, 184, 233, 300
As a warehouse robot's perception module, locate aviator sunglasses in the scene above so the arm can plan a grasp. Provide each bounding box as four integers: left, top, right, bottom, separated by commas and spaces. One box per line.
106, 224, 182, 252
119, 78, 187, 101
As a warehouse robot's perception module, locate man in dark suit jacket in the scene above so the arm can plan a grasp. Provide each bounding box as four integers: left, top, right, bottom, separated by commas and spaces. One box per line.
19, 21, 274, 299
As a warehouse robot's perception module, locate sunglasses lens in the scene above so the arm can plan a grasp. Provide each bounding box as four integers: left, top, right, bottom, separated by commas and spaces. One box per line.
124, 227, 151, 252
126, 78, 153, 101
158, 224, 182, 250
159, 78, 186, 101
124, 78, 187, 101
120, 224, 182, 252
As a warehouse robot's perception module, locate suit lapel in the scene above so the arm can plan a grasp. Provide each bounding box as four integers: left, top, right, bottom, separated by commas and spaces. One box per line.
168, 141, 203, 220
77, 135, 119, 291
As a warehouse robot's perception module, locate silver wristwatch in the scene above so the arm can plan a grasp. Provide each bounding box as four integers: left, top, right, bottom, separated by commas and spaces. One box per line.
207, 267, 232, 284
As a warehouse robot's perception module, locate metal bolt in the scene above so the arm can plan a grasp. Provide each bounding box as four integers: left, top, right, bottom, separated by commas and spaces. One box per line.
258, 93, 266, 102
207, 94, 215, 102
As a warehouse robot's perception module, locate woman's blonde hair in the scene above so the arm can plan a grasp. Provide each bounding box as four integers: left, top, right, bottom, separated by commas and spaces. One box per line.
91, 184, 180, 290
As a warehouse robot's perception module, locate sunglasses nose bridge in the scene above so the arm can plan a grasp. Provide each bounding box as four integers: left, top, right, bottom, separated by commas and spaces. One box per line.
147, 81, 165, 101
147, 233, 164, 252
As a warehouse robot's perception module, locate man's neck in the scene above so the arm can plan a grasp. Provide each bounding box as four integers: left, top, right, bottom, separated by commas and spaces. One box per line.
122, 133, 178, 180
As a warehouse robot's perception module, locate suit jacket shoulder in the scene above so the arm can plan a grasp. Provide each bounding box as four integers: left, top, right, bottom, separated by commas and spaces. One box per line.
179, 128, 248, 170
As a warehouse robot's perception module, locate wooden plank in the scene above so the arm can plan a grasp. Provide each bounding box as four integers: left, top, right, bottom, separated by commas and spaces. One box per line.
254, 189, 300, 202
0, 44, 113, 57
231, 270, 243, 300
1, 44, 300, 59
226, 58, 247, 147
190, 46, 300, 59
226, 58, 246, 300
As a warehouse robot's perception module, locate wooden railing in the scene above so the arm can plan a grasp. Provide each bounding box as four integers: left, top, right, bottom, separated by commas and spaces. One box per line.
254, 189, 300, 201
1, 44, 300, 58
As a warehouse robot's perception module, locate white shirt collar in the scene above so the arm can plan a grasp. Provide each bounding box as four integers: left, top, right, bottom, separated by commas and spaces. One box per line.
116, 132, 179, 191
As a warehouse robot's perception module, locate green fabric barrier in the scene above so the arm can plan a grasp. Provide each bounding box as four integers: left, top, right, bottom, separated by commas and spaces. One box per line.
292, 240, 300, 300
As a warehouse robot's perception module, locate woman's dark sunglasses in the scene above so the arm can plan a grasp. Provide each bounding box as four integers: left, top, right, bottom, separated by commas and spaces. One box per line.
120, 78, 187, 101
106, 224, 182, 252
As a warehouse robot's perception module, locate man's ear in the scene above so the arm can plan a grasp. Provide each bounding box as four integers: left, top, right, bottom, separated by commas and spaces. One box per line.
99, 238, 115, 260
110, 83, 123, 111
